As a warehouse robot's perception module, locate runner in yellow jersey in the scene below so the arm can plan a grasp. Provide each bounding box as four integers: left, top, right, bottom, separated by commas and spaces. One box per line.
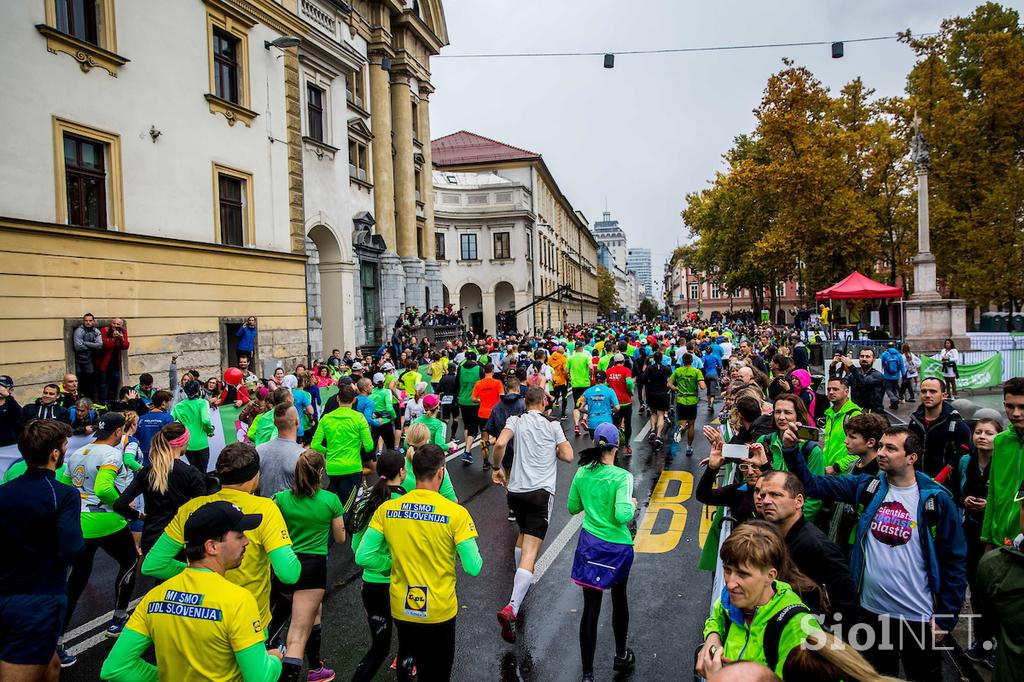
101, 500, 283, 682
355, 445, 482, 681
142, 442, 301, 630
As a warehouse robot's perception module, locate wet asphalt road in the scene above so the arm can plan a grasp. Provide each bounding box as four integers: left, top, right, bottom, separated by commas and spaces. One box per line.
61, 399, 717, 681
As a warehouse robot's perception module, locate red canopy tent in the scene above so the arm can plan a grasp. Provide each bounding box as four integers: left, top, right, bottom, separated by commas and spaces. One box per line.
816, 271, 903, 300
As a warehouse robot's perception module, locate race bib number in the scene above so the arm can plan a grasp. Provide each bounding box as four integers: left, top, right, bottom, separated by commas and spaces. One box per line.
440, 395, 454, 405
404, 585, 428, 618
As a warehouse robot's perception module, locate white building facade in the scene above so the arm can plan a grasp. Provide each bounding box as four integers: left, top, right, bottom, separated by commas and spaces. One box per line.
433, 171, 535, 335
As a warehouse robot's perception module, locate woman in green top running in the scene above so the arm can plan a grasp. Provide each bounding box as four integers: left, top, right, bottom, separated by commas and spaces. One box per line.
350, 450, 407, 682
403, 423, 458, 502
568, 422, 637, 682
271, 449, 346, 682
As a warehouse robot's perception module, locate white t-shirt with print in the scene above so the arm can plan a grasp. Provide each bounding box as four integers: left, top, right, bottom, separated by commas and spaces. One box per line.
860, 482, 933, 622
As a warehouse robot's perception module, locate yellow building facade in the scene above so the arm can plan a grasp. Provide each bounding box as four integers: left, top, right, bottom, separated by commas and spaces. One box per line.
0, 0, 447, 397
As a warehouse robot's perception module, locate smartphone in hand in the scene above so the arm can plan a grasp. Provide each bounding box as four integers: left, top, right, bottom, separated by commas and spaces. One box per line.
795, 425, 820, 442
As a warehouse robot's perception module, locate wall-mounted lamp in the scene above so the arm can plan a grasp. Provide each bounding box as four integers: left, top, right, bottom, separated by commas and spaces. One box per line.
265, 36, 302, 50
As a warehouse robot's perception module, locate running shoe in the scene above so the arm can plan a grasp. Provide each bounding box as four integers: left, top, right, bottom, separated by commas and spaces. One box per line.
582, 674, 595, 682
307, 664, 336, 682
652, 436, 663, 451
57, 645, 77, 668
965, 640, 993, 662
461, 450, 474, 465
574, 426, 581, 438
625, 445, 633, 455
685, 447, 694, 457
389, 656, 417, 676
105, 614, 128, 638
613, 648, 636, 672
497, 605, 518, 643
673, 430, 681, 443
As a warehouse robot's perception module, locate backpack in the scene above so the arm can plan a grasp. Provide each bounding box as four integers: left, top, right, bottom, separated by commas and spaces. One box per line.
883, 353, 901, 376
718, 602, 811, 671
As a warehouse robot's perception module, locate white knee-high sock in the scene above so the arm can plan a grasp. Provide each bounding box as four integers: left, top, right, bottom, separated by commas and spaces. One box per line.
509, 567, 533, 616
514, 547, 522, 569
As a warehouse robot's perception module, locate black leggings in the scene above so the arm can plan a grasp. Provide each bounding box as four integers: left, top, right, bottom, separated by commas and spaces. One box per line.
579, 581, 629, 675
617, 405, 633, 443
395, 617, 456, 681
351, 581, 392, 682
372, 422, 395, 451
186, 447, 210, 474
64, 526, 139, 632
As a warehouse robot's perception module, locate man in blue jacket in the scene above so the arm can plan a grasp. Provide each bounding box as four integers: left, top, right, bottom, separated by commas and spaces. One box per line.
880, 342, 907, 409
235, 316, 258, 360
780, 424, 966, 682
0, 419, 84, 677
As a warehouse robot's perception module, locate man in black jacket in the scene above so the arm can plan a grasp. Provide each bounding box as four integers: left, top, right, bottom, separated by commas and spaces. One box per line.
758, 470, 859, 626
0, 375, 22, 446
908, 377, 971, 497
728, 396, 775, 446
22, 384, 71, 425
841, 348, 885, 413
0, 419, 83, 678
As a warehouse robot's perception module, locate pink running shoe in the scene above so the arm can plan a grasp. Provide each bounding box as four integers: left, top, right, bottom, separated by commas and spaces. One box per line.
307, 664, 336, 682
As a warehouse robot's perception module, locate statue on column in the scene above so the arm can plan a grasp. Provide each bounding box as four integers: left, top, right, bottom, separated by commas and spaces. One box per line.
910, 111, 930, 169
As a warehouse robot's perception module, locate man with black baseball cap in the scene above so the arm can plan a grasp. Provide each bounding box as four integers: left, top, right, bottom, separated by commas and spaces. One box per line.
102, 501, 284, 681
143, 442, 300, 635
59, 410, 138, 665
0, 375, 22, 447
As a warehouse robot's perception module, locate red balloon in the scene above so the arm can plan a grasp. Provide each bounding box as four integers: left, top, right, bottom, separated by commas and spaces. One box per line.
223, 367, 243, 386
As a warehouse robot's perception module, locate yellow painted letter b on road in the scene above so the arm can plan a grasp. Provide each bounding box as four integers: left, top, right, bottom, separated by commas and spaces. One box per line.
634, 471, 692, 553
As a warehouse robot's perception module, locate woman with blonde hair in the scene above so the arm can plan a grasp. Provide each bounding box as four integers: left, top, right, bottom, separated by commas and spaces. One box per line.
784, 629, 900, 682
112, 421, 206, 553
402, 422, 458, 501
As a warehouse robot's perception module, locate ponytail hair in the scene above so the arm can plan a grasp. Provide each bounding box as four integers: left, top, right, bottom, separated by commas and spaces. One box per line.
291, 449, 326, 498
404, 423, 431, 455
352, 450, 406, 534
149, 422, 186, 495
577, 444, 612, 469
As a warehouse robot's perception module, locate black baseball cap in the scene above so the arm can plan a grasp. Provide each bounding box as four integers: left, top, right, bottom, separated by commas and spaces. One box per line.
595, 370, 607, 383
94, 412, 125, 439
184, 501, 262, 546
0, 375, 13, 389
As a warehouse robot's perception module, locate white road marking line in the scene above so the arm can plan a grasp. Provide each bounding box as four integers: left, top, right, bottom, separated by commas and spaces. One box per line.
68, 629, 115, 656
633, 422, 651, 443
62, 597, 143, 644
531, 512, 584, 584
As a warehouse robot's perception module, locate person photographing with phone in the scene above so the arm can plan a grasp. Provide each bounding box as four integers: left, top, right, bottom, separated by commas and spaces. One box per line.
751, 394, 827, 520
697, 426, 768, 524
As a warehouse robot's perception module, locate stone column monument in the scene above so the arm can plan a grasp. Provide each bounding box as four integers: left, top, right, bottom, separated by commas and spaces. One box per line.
903, 112, 970, 350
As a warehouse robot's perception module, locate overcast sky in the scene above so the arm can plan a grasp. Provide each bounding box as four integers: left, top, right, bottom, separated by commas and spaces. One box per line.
429, 1, 1021, 284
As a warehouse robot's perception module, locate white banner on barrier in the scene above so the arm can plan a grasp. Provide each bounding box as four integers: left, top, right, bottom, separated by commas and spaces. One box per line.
0, 433, 96, 477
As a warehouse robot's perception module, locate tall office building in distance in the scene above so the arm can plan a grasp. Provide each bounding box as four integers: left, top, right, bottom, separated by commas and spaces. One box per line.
628, 247, 653, 299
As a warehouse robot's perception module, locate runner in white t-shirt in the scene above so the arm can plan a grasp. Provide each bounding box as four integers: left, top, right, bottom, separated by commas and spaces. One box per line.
489, 387, 574, 643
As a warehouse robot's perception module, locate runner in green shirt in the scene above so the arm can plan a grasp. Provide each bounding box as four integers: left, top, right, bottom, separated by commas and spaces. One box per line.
271, 449, 345, 681
567, 423, 636, 678
349, 451, 407, 681
310, 384, 374, 512
667, 353, 705, 457
567, 348, 594, 438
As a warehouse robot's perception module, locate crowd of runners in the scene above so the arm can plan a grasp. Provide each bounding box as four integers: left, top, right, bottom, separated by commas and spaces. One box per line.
0, 313, 1022, 682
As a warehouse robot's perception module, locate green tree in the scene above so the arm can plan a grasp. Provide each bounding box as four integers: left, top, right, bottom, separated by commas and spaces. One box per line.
902, 3, 1024, 311
638, 297, 661, 320
596, 267, 619, 316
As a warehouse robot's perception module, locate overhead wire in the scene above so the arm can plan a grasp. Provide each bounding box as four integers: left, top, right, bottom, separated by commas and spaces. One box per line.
434, 33, 936, 60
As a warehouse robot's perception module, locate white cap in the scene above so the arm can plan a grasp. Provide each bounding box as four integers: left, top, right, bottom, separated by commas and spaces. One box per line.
372, 372, 385, 385
351, 361, 363, 371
